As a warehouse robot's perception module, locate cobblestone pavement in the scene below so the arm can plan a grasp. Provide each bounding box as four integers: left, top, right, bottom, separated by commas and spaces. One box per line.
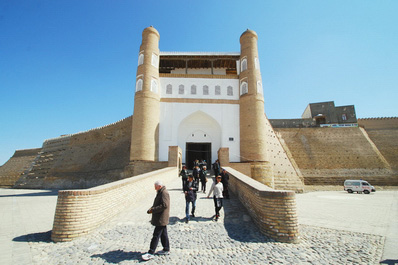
2, 177, 395, 264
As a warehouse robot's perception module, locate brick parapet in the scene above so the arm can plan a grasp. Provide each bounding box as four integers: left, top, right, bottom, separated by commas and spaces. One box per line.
51, 167, 178, 242
224, 167, 299, 243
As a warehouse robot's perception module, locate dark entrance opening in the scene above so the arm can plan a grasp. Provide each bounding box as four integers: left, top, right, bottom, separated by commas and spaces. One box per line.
186, 143, 211, 170
315, 115, 326, 126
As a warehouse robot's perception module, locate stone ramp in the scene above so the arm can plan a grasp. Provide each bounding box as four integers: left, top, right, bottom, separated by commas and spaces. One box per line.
21, 177, 385, 264
3, 175, 395, 264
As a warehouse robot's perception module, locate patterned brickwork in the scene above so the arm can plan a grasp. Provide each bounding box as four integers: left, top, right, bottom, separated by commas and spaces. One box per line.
51, 167, 178, 242
225, 167, 299, 243
130, 27, 160, 162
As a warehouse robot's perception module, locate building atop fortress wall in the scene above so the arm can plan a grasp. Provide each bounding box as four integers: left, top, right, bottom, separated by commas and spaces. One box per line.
271, 101, 357, 128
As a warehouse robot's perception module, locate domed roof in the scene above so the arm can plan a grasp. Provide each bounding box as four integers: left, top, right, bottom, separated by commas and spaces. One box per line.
240, 29, 258, 41
143, 26, 160, 38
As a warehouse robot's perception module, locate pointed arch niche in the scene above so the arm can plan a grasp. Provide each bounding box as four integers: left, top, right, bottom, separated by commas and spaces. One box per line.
178, 111, 222, 166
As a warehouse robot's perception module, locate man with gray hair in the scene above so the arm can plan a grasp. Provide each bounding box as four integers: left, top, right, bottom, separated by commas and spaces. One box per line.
142, 180, 170, 261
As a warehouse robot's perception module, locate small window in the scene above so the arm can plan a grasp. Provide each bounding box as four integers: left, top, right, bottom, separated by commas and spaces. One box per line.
203, 85, 209, 95
138, 53, 144, 66
342, 114, 347, 121
255, 57, 260, 69
191, 85, 197, 95
136, 79, 143, 92
241, 58, 247, 72
229, 137, 234, 141
257, 80, 263, 94
215, 85, 221, 95
166, 84, 172, 94
151, 79, 158, 93
179, 85, 184, 94
227, 86, 233, 96
151, 53, 159, 67
240, 82, 248, 95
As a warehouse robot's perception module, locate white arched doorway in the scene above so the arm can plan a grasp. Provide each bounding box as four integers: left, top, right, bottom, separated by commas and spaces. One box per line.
178, 111, 221, 169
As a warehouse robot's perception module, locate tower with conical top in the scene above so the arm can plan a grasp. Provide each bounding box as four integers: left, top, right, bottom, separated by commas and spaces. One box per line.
130, 26, 160, 162
239, 29, 273, 186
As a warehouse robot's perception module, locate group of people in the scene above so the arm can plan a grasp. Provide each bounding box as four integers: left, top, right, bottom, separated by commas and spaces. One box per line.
179, 159, 230, 223
141, 160, 231, 261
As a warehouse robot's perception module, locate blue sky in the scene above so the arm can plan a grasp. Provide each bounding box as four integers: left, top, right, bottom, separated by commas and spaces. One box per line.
1, 0, 397, 165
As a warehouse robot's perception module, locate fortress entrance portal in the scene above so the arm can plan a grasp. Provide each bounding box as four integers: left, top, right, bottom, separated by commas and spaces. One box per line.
186, 143, 211, 170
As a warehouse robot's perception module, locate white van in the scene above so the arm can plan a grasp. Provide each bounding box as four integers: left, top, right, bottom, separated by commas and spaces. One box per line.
344, 180, 376, 194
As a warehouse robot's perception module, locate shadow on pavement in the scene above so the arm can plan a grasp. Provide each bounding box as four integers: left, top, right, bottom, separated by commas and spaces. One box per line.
167, 188, 184, 192
169, 216, 184, 224
13, 230, 52, 243
0, 190, 59, 197
222, 195, 274, 244
91, 250, 143, 263
380, 260, 398, 265
169, 215, 214, 224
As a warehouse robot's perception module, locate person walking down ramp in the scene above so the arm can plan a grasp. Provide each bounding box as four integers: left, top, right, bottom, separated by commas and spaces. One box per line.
207, 175, 224, 221
184, 175, 198, 223
142, 181, 170, 261
199, 166, 208, 193
179, 165, 188, 190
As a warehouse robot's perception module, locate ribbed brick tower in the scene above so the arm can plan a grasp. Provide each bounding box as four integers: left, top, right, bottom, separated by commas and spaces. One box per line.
130, 26, 160, 162
239, 29, 273, 187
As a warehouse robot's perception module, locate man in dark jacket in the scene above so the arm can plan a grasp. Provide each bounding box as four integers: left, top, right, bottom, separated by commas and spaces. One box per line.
192, 165, 200, 186
179, 165, 188, 190
183, 175, 198, 223
142, 181, 170, 261
220, 168, 230, 199
212, 159, 220, 177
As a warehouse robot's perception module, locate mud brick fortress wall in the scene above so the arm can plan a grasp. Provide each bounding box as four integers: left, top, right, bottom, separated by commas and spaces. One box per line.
0, 148, 41, 188
225, 167, 299, 243
51, 167, 178, 242
223, 117, 305, 194
274, 119, 398, 186
264, 117, 304, 192
358, 117, 398, 172
2, 116, 397, 188
12, 116, 133, 189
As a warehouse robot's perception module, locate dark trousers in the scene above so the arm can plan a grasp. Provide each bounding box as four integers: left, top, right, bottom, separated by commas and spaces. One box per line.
149, 226, 169, 254
222, 185, 229, 199
182, 178, 187, 189
201, 180, 206, 192
213, 196, 223, 217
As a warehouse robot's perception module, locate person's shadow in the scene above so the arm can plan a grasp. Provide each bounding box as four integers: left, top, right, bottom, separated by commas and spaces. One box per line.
380, 260, 398, 265
91, 250, 143, 263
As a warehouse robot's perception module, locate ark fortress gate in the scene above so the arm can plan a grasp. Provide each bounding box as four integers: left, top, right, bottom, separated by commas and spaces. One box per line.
131, 27, 269, 175
158, 76, 241, 165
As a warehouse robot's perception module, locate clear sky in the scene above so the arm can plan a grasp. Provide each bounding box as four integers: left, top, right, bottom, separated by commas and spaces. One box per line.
1, 0, 397, 166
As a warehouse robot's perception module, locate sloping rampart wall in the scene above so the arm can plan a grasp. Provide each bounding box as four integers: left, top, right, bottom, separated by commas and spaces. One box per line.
274, 127, 397, 186
358, 118, 398, 171
264, 117, 305, 192
0, 148, 41, 187
13, 116, 133, 189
